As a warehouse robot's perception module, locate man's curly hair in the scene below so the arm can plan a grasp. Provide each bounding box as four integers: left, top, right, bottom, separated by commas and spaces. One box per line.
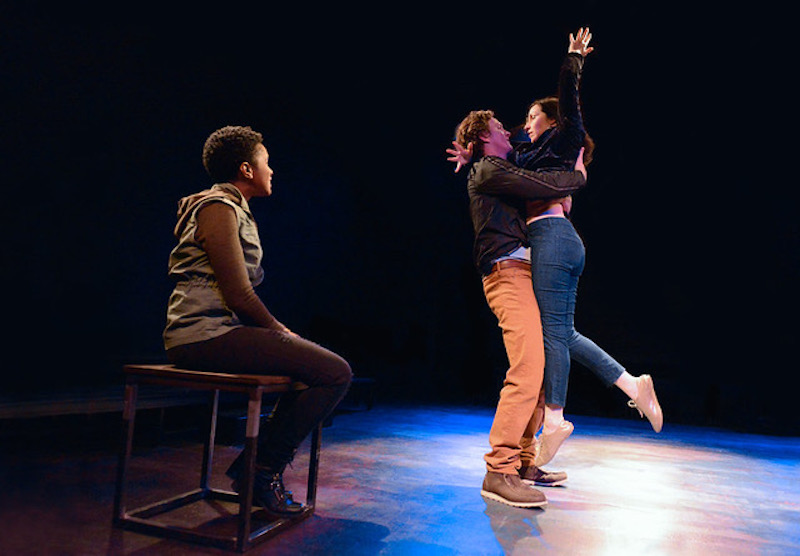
202, 125, 264, 183
455, 110, 494, 158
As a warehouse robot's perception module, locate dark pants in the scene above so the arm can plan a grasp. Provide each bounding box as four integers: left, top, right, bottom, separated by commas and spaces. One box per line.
167, 327, 352, 472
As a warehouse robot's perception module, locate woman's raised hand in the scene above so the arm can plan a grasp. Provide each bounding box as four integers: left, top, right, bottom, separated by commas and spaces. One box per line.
569, 27, 594, 56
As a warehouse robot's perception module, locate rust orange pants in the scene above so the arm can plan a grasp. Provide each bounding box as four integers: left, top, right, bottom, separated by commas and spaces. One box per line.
482, 265, 546, 474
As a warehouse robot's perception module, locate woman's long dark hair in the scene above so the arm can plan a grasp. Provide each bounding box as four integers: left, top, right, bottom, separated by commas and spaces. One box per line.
530, 96, 595, 165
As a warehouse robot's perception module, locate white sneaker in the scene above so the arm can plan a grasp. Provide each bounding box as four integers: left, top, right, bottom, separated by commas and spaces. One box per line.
533, 420, 574, 467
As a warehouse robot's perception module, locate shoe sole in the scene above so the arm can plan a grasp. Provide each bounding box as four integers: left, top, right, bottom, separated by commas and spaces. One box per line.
480, 489, 547, 508
521, 478, 567, 488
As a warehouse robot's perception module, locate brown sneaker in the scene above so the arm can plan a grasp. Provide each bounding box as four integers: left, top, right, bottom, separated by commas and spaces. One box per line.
519, 465, 568, 487
481, 471, 547, 508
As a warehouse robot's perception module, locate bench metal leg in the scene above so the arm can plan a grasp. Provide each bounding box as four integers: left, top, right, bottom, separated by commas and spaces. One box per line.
235, 386, 263, 551
200, 389, 219, 491
307, 422, 321, 508
113, 380, 138, 524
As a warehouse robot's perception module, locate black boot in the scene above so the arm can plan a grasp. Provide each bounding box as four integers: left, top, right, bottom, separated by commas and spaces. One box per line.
231, 467, 304, 516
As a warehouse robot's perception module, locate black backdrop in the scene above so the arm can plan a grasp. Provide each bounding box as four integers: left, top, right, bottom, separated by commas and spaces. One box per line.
3, 4, 795, 434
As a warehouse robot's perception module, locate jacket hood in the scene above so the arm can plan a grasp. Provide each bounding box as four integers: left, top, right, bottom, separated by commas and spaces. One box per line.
173, 183, 245, 238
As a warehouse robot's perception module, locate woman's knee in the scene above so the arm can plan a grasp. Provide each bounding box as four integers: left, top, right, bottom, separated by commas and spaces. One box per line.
329, 355, 353, 386
308, 343, 352, 387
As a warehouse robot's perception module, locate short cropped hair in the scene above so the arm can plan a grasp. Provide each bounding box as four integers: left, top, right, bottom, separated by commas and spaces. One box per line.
201, 125, 264, 183
454, 110, 494, 158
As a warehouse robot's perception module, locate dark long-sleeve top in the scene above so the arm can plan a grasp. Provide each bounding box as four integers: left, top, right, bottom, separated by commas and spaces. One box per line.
512, 52, 587, 172
467, 156, 586, 275
511, 53, 588, 218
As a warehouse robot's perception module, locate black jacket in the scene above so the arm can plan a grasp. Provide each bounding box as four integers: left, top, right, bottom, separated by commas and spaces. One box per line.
467, 156, 586, 275
513, 52, 586, 171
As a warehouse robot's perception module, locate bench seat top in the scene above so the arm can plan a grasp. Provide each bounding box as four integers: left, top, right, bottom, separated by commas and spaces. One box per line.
123, 364, 296, 390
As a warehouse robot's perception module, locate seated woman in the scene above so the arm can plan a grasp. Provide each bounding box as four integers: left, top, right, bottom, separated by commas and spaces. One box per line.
163, 125, 352, 515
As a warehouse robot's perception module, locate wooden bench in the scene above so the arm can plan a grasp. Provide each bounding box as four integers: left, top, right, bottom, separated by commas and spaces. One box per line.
113, 364, 320, 552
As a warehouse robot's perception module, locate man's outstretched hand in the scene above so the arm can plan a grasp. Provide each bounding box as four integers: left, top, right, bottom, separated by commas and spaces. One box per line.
446, 140, 474, 173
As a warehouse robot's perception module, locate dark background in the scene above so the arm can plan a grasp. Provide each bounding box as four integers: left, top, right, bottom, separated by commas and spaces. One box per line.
2, 4, 795, 434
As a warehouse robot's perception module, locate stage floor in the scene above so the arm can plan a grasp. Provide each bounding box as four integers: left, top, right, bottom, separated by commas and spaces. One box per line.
1, 404, 799, 554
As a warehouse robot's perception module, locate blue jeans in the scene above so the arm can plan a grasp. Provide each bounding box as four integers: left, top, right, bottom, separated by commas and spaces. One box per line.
528, 217, 625, 407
